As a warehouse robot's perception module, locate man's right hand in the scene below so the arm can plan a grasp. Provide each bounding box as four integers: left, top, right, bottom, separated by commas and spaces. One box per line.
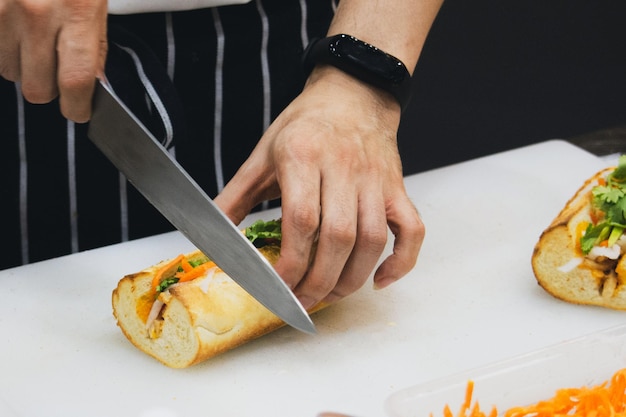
0, 0, 108, 122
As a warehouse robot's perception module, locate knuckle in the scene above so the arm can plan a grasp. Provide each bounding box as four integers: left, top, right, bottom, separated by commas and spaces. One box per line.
58, 68, 94, 92
397, 204, 426, 240
57, 41, 107, 93
360, 227, 388, 253
410, 215, 426, 240
323, 219, 356, 248
17, 0, 53, 22
286, 206, 319, 237
305, 277, 335, 298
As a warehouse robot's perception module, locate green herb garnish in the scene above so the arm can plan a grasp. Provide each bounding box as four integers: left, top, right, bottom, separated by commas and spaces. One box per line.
245, 219, 282, 248
154, 221, 281, 294
156, 277, 179, 294
580, 155, 626, 254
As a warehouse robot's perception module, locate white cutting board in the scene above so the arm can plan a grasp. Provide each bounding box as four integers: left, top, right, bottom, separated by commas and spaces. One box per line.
2, 140, 625, 417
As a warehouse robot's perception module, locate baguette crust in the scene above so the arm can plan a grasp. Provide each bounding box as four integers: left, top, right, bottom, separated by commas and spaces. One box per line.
532, 166, 626, 310
112, 246, 300, 368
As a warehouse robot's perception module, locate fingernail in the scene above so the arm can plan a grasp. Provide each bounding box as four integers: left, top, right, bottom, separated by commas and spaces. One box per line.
373, 277, 395, 290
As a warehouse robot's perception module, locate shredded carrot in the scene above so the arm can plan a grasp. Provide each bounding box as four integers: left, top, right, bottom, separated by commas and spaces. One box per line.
149, 254, 218, 295
433, 380, 497, 417
575, 221, 590, 254
435, 368, 626, 417
461, 380, 474, 413
590, 209, 604, 225
174, 260, 217, 283
151, 254, 185, 292
180, 258, 194, 273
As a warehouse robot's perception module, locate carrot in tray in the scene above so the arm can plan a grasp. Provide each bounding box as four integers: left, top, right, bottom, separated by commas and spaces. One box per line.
432, 380, 497, 417
434, 368, 626, 417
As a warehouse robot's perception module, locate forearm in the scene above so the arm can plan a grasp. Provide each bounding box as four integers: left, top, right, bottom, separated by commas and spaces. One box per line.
326, 0, 443, 74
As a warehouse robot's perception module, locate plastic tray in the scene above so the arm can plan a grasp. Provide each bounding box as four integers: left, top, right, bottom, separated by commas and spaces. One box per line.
386, 323, 626, 417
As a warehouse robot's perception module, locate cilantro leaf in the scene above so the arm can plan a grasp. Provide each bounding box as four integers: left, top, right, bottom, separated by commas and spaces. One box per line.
611, 155, 626, 183
605, 197, 626, 226
587, 155, 626, 252
593, 185, 624, 205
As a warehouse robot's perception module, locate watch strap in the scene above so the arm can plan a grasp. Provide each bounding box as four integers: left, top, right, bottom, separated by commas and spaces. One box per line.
302, 34, 412, 110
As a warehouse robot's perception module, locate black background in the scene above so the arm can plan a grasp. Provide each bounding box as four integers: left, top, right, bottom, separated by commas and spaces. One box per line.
397, 0, 626, 175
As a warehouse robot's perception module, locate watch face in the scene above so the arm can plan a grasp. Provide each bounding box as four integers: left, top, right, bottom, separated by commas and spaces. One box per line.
331, 35, 408, 84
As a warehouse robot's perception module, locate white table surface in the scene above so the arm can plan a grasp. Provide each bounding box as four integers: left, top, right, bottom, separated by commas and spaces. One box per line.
2, 140, 625, 417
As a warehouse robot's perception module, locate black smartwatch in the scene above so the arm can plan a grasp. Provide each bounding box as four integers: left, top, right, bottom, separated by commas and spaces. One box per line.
302, 34, 412, 111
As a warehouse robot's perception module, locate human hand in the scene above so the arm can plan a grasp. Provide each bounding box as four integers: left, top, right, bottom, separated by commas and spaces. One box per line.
215, 65, 425, 310
0, 0, 108, 122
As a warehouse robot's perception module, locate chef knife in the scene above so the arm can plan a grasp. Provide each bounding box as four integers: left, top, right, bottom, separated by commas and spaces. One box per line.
87, 80, 316, 334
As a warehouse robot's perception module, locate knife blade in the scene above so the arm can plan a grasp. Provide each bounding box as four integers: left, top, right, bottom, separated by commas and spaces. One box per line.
87, 80, 315, 334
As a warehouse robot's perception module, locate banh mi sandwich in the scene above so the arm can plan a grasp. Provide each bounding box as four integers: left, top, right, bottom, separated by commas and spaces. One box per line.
112, 219, 323, 368
532, 155, 626, 310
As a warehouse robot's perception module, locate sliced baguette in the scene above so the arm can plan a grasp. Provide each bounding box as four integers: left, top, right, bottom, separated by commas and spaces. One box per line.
112, 245, 316, 368
531, 166, 626, 310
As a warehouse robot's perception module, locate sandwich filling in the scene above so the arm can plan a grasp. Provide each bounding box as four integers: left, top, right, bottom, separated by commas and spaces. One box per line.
569, 156, 626, 293
139, 219, 283, 338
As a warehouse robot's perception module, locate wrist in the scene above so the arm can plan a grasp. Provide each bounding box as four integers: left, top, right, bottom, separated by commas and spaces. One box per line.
302, 34, 412, 111
307, 65, 400, 110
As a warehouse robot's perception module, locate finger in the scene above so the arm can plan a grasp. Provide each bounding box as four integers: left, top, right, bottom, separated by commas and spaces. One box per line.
291, 174, 358, 310
18, 2, 59, 103
213, 184, 257, 227
214, 176, 262, 226
214, 150, 280, 225
0, 3, 20, 82
57, 1, 108, 122
322, 186, 388, 304
373, 195, 425, 289
272, 164, 322, 294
